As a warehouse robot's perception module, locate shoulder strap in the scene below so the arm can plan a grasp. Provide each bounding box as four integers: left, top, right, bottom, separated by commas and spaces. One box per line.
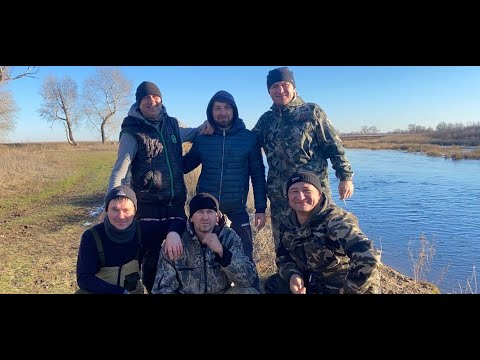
89, 227, 105, 267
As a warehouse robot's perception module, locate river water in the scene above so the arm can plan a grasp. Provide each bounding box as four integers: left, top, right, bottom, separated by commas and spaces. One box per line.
265, 149, 480, 293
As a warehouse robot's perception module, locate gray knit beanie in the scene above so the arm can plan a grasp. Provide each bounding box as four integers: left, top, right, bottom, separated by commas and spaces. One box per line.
105, 185, 137, 212
135, 81, 162, 105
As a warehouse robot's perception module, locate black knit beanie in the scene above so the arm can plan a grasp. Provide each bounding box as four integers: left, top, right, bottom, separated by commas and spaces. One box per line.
189, 193, 219, 218
267, 67, 295, 90
286, 172, 322, 194
105, 185, 137, 212
135, 81, 162, 105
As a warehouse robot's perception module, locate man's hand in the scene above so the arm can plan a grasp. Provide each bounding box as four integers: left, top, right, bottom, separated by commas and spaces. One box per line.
254, 213, 266, 231
201, 233, 223, 256
163, 232, 183, 261
199, 120, 214, 135
289, 274, 306, 294
338, 180, 354, 200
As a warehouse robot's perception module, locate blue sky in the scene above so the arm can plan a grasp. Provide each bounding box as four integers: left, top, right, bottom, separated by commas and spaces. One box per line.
4, 66, 480, 143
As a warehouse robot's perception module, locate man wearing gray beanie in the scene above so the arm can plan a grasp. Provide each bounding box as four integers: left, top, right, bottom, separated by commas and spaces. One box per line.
76, 185, 186, 294
104, 80, 213, 293
252, 66, 355, 251
264, 171, 381, 294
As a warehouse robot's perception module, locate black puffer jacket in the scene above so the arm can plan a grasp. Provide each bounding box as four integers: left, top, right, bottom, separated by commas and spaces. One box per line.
121, 106, 186, 206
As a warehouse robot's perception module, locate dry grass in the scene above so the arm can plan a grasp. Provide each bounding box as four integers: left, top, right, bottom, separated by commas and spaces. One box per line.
0, 141, 441, 294
0, 146, 62, 192
343, 134, 480, 160
451, 266, 478, 294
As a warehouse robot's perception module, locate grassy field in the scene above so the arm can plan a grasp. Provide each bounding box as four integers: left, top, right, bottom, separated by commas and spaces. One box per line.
0, 141, 440, 294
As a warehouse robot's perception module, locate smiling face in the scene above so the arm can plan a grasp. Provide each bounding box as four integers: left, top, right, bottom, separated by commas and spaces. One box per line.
107, 197, 136, 230
212, 101, 234, 129
287, 181, 322, 214
268, 81, 295, 106
139, 94, 162, 120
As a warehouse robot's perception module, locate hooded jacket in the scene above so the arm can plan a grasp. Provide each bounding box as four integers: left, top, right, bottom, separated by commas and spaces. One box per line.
182, 90, 266, 215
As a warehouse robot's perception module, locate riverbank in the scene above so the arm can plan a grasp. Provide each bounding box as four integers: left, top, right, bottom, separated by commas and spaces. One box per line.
342, 133, 480, 160
0, 142, 440, 293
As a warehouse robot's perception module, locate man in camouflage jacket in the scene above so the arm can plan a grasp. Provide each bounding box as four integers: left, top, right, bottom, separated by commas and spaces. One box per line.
252, 67, 354, 250
151, 193, 259, 294
265, 172, 381, 294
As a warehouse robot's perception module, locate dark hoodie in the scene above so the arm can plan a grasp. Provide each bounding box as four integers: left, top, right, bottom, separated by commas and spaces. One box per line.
206, 90, 239, 129
183, 90, 267, 215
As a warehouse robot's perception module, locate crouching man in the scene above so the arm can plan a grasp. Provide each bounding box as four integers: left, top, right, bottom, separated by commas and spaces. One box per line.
76, 185, 186, 294
152, 193, 259, 294
265, 172, 381, 294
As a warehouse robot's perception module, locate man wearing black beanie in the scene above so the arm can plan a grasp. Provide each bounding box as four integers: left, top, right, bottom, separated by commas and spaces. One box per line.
104, 80, 213, 294
151, 193, 259, 294
264, 171, 381, 294
252, 66, 355, 252
182, 89, 267, 291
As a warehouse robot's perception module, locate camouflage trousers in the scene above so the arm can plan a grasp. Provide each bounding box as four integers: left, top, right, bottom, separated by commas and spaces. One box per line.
264, 273, 341, 294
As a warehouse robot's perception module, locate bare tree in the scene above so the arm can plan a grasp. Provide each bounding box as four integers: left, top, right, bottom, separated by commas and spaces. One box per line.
38, 75, 81, 146
0, 66, 39, 83
0, 90, 19, 141
368, 126, 380, 134
0, 66, 38, 140
82, 67, 132, 144
360, 125, 369, 134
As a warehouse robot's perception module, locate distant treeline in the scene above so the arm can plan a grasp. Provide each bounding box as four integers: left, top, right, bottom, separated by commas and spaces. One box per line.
345, 122, 480, 146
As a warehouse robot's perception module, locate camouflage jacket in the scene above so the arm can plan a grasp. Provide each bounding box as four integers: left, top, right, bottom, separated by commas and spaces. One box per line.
252, 95, 353, 200
277, 197, 381, 294
151, 214, 257, 294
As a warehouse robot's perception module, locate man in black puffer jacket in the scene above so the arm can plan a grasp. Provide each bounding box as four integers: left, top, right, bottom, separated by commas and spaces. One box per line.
182, 90, 267, 291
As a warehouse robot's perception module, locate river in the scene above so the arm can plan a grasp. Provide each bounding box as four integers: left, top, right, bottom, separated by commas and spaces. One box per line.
265, 149, 480, 293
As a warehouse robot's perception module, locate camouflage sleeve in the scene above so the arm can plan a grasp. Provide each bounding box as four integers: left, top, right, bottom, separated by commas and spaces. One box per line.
220, 229, 258, 287
251, 114, 266, 148
275, 231, 303, 283
151, 249, 179, 294
327, 211, 381, 294
248, 138, 267, 213
314, 107, 354, 181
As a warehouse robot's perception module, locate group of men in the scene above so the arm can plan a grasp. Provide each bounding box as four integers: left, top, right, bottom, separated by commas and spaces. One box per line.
76, 67, 382, 295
